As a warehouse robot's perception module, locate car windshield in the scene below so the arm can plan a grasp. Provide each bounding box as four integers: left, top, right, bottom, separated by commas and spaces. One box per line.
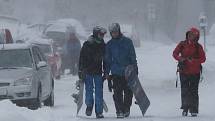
0, 49, 32, 68
45, 31, 66, 47
45, 31, 66, 41
37, 44, 52, 55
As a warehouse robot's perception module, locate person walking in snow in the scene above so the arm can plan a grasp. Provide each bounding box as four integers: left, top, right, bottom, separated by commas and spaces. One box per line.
66, 32, 81, 75
78, 26, 107, 118
173, 27, 206, 117
105, 23, 138, 118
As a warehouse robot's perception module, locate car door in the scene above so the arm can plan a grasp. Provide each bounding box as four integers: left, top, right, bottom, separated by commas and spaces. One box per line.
32, 47, 43, 97
37, 48, 52, 97
32, 47, 50, 97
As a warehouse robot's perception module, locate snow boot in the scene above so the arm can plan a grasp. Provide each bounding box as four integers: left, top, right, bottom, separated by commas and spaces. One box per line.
191, 113, 197, 117
96, 113, 104, 118
182, 109, 188, 116
117, 112, 124, 118
124, 111, 130, 117
85, 106, 93, 116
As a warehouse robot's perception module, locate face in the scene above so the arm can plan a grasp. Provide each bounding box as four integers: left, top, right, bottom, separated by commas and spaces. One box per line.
98, 33, 105, 39
111, 31, 120, 38
188, 32, 197, 42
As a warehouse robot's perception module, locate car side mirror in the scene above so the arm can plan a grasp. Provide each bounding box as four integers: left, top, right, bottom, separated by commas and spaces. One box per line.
37, 61, 47, 68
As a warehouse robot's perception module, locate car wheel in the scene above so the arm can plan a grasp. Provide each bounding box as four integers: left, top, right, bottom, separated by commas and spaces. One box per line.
44, 80, 54, 107
28, 85, 42, 110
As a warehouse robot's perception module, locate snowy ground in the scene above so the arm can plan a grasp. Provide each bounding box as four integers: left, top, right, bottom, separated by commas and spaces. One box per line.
0, 41, 214, 121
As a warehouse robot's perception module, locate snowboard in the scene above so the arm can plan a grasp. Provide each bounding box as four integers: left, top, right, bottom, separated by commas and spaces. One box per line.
125, 65, 150, 116
72, 79, 108, 115
72, 79, 84, 115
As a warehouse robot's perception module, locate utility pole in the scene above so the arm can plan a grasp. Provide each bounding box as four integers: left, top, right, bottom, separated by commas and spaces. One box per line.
199, 13, 208, 53
147, 2, 156, 41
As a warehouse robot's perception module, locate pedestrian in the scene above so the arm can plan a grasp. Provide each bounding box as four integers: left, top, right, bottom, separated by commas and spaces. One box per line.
78, 26, 107, 118
105, 23, 138, 118
173, 27, 206, 117
67, 32, 81, 75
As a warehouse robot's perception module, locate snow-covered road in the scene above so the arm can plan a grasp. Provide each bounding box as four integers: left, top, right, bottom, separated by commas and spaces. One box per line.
0, 41, 214, 121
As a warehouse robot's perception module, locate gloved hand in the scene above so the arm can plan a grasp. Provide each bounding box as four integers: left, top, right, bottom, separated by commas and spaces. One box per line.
78, 71, 85, 80
105, 74, 112, 81
179, 56, 186, 62
105, 74, 113, 92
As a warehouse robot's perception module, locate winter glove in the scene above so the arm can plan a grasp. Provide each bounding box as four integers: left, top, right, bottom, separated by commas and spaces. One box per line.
179, 57, 186, 62
78, 71, 85, 80
105, 74, 113, 92
106, 75, 112, 81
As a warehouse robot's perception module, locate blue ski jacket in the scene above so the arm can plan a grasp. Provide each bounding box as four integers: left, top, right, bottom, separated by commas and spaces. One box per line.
105, 35, 137, 76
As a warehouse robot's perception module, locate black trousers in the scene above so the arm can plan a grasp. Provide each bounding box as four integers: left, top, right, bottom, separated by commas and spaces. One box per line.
179, 73, 200, 113
112, 75, 133, 114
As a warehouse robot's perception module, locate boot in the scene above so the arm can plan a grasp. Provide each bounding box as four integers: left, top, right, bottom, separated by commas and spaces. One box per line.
85, 106, 93, 116
96, 113, 104, 118
117, 112, 124, 118
124, 111, 130, 117
191, 113, 197, 117
182, 109, 188, 116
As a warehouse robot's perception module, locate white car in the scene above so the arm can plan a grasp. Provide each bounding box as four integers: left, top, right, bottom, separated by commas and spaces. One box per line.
0, 43, 54, 110
30, 39, 62, 79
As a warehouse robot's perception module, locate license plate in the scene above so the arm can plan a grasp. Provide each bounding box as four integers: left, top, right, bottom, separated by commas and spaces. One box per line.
0, 88, 7, 95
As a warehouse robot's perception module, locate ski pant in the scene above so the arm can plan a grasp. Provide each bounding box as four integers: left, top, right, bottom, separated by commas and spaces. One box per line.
84, 74, 103, 114
179, 73, 200, 113
112, 75, 133, 114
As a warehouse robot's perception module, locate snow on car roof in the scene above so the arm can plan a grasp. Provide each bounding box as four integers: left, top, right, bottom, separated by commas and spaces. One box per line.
45, 18, 87, 38
0, 43, 32, 50
45, 23, 68, 32
29, 38, 52, 45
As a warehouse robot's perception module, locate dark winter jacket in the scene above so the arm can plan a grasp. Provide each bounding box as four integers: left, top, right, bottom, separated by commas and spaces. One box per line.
79, 35, 105, 75
173, 40, 206, 74
105, 35, 137, 76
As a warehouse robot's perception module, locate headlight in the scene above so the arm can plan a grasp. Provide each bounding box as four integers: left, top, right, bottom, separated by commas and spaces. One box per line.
14, 77, 32, 86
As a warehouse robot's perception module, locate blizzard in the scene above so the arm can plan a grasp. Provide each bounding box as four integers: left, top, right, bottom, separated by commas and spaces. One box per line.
0, 40, 214, 121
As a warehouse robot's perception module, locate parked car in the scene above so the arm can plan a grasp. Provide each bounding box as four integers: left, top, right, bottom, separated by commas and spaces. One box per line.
30, 39, 62, 79
0, 43, 54, 110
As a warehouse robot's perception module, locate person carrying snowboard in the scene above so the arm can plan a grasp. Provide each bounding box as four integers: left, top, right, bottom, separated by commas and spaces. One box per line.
78, 26, 107, 118
173, 27, 206, 117
104, 23, 138, 118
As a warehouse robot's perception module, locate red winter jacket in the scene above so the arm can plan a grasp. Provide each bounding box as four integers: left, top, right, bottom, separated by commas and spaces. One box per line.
173, 40, 206, 75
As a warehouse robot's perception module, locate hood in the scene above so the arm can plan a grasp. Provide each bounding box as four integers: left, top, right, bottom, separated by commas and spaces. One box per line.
186, 27, 200, 41
0, 68, 32, 83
